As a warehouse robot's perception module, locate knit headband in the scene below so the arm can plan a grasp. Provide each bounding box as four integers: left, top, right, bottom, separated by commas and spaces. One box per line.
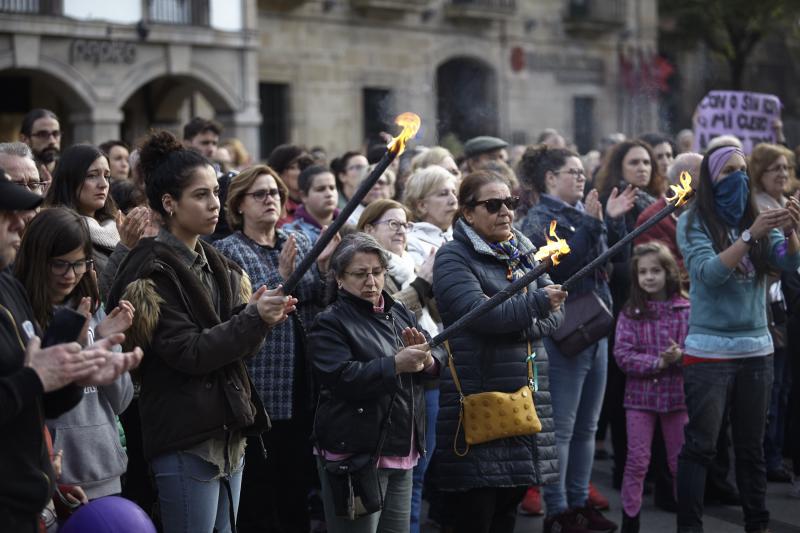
708, 146, 745, 183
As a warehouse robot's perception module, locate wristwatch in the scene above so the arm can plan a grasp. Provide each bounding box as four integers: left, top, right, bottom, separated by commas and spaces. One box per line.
741, 229, 753, 246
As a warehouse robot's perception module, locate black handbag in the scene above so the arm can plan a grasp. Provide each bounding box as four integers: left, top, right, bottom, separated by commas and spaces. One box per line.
551, 291, 614, 357
321, 394, 397, 520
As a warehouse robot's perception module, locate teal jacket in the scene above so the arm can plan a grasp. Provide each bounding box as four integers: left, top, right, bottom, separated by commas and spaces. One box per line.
676, 210, 800, 338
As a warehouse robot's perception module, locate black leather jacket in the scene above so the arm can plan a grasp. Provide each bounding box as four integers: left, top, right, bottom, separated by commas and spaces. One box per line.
309, 290, 443, 456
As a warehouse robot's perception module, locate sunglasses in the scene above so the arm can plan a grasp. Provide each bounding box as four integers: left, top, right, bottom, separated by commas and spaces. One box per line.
470, 196, 520, 214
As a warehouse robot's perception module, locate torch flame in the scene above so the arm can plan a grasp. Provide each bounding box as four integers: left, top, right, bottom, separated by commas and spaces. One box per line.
387, 112, 421, 156
665, 171, 694, 207
533, 220, 571, 266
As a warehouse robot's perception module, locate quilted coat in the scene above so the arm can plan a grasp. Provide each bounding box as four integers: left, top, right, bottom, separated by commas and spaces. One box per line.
432, 219, 563, 491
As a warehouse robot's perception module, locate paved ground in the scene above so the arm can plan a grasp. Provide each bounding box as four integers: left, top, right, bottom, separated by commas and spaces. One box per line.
421, 452, 800, 532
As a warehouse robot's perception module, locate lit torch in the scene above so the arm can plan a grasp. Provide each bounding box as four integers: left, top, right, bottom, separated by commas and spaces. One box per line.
429, 221, 570, 348
282, 112, 421, 294
562, 172, 695, 291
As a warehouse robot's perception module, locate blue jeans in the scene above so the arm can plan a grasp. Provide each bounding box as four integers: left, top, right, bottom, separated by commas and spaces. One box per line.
151, 450, 244, 533
410, 388, 438, 533
542, 337, 608, 515
676, 356, 773, 533
317, 457, 413, 533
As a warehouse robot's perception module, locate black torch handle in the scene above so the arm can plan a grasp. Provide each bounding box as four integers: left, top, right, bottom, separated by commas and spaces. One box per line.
281, 148, 398, 294
429, 258, 552, 349
562, 200, 680, 292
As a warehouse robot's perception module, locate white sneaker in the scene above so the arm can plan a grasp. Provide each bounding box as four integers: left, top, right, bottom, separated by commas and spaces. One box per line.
790, 475, 800, 499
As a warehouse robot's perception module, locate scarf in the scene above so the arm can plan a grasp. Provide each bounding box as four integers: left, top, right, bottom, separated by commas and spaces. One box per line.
83, 216, 120, 251
713, 170, 750, 227
386, 251, 417, 287
488, 237, 536, 278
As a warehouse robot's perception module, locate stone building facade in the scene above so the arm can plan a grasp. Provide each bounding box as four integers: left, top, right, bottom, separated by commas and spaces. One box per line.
0, 0, 658, 160
256, 0, 659, 156
0, 0, 261, 156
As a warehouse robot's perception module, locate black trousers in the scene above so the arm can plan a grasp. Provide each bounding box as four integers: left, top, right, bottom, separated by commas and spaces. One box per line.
237, 418, 313, 533
442, 486, 527, 533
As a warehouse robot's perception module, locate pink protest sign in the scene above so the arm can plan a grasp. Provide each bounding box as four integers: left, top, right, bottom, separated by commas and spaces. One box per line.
692, 91, 781, 154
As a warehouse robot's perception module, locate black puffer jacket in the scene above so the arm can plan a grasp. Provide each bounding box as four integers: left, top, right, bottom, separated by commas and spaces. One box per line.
309, 290, 444, 456
433, 219, 563, 491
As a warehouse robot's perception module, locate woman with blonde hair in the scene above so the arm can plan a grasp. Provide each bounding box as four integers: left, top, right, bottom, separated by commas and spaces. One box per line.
402, 165, 458, 266
410, 145, 461, 180
748, 142, 797, 485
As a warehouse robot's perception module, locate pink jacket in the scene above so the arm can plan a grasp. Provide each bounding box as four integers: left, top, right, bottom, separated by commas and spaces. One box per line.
614, 296, 690, 413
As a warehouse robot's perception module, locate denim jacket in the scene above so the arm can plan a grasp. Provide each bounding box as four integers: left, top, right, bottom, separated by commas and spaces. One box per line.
517, 195, 623, 307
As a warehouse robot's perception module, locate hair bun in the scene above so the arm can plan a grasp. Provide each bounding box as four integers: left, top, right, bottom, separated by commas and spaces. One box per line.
138, 130, 183, 180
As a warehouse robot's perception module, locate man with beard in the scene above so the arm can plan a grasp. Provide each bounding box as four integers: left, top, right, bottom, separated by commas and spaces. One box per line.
19, 109, 61, 176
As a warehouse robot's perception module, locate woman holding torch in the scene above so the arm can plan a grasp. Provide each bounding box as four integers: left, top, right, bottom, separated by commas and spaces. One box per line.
676, 145, 800, 533
433, 170, 566, 532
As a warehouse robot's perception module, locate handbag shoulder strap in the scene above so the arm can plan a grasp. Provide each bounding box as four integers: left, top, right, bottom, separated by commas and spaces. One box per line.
444, 339, 534, 394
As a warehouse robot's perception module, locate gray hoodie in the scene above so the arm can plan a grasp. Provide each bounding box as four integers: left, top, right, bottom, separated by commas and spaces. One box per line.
46, 308, 133, 499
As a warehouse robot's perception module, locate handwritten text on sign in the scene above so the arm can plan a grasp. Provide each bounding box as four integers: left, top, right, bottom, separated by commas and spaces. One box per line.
692, 91, 781, 154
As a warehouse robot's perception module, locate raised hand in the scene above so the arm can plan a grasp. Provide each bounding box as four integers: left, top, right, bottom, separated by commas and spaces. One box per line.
749, 208, 789, 240
584, 189, 603, 220
75, 297, 92, 346
96, 300, 135, 339
76, 333, 143, 386
417, 248, 436, 284
317, 226, 341, 274
605, 185, 637, 219
24, 337, 105, 393
401, 326, 427, 347
278, 234, 298, 281
117, 206, 150, 249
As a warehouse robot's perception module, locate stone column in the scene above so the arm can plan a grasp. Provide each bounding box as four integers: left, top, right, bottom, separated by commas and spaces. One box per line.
69, 105, 124, 145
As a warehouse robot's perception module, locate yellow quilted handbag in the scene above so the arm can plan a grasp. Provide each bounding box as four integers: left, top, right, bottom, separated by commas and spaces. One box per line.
445, 340, 541, 457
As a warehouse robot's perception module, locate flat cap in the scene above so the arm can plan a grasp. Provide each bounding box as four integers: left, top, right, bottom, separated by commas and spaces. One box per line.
463, 136, 509, 158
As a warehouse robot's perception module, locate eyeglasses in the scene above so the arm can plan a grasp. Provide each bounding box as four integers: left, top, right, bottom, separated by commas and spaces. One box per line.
12, 180, 43, 193
556, 169, 586, 178
470, 196, 520, 214
49, 258, 94, 277
346, 164, 368, 173
344, 268, 385, 282
243, 188, 281, 202
373, 219, 413, 233
30, 130, 61, 140
766, 164, 793, 174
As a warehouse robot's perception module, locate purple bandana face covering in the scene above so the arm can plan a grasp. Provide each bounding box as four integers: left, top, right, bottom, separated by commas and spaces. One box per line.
708, 146, 745, 183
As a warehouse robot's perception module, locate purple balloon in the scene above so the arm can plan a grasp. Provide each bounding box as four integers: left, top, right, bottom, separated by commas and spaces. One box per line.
59, 496, 156, 533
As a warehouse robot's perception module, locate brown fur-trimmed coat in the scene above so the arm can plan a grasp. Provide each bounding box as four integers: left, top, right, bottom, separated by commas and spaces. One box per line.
107, 237, 270, 460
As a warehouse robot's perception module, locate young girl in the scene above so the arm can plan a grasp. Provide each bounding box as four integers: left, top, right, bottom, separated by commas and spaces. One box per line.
614, 242, 690, 533
14, 207, 135, 500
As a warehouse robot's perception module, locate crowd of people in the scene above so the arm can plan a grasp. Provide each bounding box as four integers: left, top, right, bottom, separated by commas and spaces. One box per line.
1, 107, 799, 533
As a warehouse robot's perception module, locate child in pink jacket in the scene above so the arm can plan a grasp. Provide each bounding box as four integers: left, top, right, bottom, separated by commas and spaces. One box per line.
614, 242, 690, 533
